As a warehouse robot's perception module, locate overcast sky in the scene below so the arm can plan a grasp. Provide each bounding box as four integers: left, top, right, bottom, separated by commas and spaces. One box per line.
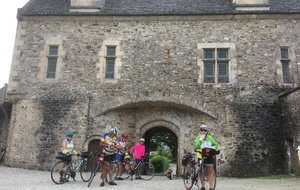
0, 0, 29, 87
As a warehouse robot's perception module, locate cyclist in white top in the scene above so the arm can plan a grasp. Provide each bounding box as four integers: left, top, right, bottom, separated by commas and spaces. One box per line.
60, 131, 78, 183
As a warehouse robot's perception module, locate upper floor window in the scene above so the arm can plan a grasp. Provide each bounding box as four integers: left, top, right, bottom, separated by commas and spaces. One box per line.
97, 37, 123, 83
280, 48, 291, 84
203, 49, 229, 83
105, 46, 116, 79
46, 46, 59, 78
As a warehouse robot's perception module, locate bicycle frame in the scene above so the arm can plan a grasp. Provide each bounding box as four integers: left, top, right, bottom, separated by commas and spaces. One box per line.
62, 157, 85, 179
121, 156, 155, 181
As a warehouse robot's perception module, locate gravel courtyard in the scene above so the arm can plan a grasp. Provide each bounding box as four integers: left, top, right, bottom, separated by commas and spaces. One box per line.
0, 166, 299, 190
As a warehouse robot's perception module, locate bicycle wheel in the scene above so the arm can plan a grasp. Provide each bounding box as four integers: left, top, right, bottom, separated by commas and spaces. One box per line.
122, 168, 131, 179
183, 164, 195, 190
137, 162, 155, 180
51, 161, 70, 184
88, 163, 100, 187
201, 165, 216, 190
80, 161, 92, 182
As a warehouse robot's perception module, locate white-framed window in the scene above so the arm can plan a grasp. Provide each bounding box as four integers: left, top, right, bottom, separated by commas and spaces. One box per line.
97, 37, 123, 83
198, 43, 236, 85
280, 48, 291, 84
105, 46, 116, 79
203, 49, 229, 83
38, 37, 64, 82
46, 46, 59, 78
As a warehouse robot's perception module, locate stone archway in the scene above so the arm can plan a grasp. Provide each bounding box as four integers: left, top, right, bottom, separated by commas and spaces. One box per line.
140, 120, 181, 175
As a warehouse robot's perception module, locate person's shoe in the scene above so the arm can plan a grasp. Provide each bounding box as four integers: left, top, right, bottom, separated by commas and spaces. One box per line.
135, 176, 142, 179
200, 187, 205, 190
209, 188, 213, 190
100, 181, 105, 187
63, 178, 69, 182
116, 177, 124, 180
108, 181, 117, 185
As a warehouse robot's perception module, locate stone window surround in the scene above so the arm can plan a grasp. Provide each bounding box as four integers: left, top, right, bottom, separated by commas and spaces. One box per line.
38, 37, 64, 83
97, 37, 123, 83
197, 43, 237, 86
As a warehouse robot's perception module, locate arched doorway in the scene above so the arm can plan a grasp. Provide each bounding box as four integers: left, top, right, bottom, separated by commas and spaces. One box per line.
144, 126, 178, 174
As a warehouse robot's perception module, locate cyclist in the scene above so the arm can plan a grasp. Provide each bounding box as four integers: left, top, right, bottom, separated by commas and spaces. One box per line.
99, 127, 118, 186
194, 124, 218, 190
60, 131, 78, 182
129, 138, 145, 179
115, 133, 129, 180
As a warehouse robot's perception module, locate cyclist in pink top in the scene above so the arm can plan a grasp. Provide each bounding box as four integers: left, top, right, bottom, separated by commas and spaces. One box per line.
129, 138, 145, 179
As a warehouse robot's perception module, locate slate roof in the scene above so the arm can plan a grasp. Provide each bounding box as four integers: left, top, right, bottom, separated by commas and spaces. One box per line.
17, 0, 300, 18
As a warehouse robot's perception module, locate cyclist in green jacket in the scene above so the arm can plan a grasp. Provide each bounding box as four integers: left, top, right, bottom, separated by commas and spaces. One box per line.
194, 124, 218, 190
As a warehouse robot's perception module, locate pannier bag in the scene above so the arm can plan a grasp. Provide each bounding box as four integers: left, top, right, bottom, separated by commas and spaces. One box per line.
55, 151, 71, 162
181, 153, 193, 166
202, 148, 220, 159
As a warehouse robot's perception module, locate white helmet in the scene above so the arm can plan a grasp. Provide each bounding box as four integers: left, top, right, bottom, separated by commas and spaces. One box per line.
200, 124, 209, 131
110, 127, 119, 134
139, 138, 145, 142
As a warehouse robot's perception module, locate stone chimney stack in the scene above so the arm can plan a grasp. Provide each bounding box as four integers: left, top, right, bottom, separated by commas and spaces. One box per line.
232, 0, 270, 11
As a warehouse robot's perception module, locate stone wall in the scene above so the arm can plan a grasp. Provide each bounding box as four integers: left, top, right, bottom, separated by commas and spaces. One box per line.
5, 16, 300, 176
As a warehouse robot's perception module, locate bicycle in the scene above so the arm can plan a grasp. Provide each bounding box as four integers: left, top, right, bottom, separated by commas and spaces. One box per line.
87, 151, 118, 187
182, 148, 220, 190
0, 147, 6, 163
118, 153, 155, 181
51, 151, 92, 184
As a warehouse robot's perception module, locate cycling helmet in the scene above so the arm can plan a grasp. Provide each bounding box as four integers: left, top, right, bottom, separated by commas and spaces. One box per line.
66, 131, 74, 137
139, 138, 145, 142
122, 133, 129, 139
200, 124, 209, 131
110, 127, 119, 134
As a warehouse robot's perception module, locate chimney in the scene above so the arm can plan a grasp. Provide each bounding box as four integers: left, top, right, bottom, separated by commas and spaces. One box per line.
232, 0, 270, 11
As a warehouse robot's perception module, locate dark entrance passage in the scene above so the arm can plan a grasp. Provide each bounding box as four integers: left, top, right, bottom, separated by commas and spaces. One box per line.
144, 126, 178, 173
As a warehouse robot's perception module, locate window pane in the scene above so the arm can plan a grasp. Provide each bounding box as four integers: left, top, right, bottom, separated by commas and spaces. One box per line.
204, 50, 214, 59
204, 63, 214, 83
107, 47, 116, 56
217, 50, 228, 59
281, 49, 288, 59
282, 62, 290, 83
218, 62, 229, 83
46, 58, 57, 78
218, 62, 228, 76
106, 59, 115, 79
49, 46, 58, 56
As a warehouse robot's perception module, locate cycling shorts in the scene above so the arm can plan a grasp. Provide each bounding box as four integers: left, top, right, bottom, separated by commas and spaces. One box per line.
104, 153, 116, 162
116, 154, 125, 162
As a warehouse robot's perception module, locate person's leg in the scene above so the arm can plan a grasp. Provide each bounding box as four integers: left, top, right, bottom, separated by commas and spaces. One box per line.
207, 163, 214, 189
100, 161, 108, 186
107, 154, 117, 185
116, 154, 124, 180
135, 158, 142, 179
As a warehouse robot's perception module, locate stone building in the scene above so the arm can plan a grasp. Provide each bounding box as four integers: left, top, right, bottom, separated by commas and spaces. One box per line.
1, 0, 300, 176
